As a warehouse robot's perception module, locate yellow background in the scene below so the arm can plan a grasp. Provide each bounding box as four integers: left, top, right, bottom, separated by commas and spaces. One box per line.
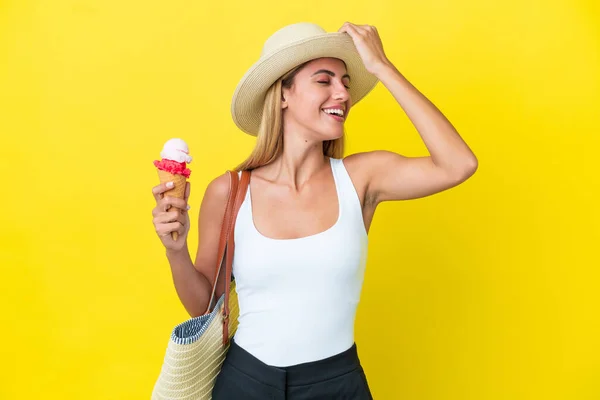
1, 0, 599, 398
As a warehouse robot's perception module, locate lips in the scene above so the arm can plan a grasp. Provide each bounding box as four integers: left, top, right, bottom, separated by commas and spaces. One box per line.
321, 108, 345, 122
322, 110, 344, 122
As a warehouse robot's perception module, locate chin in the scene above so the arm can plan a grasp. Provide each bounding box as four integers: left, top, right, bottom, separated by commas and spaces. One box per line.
317, 128, 344, 141
331, 131, 344, 140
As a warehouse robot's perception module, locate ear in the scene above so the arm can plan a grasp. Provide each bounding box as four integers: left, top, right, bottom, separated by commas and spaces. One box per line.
281, 86, 290, 109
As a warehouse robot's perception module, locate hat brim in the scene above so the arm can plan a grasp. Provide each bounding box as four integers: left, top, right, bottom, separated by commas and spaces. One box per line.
231, 33, 379, 136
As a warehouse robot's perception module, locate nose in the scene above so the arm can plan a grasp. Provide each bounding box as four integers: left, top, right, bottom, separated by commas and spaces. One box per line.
332, 82, 350, 102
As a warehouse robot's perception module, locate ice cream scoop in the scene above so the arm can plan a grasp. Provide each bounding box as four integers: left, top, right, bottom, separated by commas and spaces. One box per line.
160, 138, 193, 164
154, 138, 192, 178
154, 138, 192, 241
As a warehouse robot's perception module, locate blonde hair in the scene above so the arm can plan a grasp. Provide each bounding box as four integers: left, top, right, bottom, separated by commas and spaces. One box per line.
235, 62, 345, 171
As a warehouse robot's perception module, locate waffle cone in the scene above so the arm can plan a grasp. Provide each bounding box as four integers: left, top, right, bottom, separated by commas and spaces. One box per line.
157, 169, 188, 241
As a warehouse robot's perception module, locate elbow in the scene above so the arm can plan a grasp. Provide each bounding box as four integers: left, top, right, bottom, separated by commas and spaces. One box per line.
466, 156, 478, 175
460, 157, 478, 180
187, 307, 206, 319
449, 157, 478, 183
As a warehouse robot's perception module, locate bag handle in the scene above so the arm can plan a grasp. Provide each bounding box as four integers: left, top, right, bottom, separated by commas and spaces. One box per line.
204, 169, 251, 345
205, 171, 238, 313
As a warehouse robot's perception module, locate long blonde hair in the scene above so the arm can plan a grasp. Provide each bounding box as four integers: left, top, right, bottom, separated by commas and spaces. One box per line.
235, 62, 345, 171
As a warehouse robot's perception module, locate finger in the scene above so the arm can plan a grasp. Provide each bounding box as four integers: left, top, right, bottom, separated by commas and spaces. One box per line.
156, 221, 182, 237
173, 209, 187, 227
354, 25, 370, 36
161, 196, 188, 212
343, 22, 367, 33
339, 22, 362, 40
154, 210, 180, 225
152, 205, 182, 219
338, 21, 351, 33
362, 25, 378, 36
152, 181, 175, 202
340, 21, 360, 28
176, 222, 186, 236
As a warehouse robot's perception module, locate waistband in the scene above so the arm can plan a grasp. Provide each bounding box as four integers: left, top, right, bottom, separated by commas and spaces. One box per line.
224, 339, 362, 389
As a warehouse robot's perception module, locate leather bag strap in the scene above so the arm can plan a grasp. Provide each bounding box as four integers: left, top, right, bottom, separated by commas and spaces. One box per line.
205, 171, 238, 314
204, 169, 251, 345
221, 170, 250, 344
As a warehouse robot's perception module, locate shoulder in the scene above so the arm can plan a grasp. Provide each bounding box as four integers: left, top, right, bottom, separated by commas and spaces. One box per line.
201, 172, 232, 208
341, 151, 395, 183
339, 152, 389, 209
207, 171, 231, 195
343, 150, 400, 169
344, 150, 477, 203
341, 151, 406, 207
343, 150, 415, 182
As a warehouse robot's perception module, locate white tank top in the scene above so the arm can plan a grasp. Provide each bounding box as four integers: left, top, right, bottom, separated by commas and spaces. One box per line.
232, 157, 368, 367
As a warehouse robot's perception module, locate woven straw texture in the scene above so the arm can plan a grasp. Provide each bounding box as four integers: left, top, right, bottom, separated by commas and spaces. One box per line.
156, 169, 187, 241
230, 23, 379, 136
151, 281, 240, 399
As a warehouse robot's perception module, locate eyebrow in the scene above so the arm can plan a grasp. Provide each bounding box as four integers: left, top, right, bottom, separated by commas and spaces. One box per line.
311, 69, 351, 81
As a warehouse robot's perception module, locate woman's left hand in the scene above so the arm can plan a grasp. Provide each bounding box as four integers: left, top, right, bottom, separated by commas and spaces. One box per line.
338, 22, 392, 76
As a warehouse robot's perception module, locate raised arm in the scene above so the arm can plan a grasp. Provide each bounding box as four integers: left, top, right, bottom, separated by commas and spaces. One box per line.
339, 22, 478, 205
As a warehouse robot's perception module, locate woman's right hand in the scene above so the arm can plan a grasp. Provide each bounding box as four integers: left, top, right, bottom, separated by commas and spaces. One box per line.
152, 181, 191, 251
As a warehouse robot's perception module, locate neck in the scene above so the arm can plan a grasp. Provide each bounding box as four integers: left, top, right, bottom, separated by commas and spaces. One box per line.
263, 129, 330, 191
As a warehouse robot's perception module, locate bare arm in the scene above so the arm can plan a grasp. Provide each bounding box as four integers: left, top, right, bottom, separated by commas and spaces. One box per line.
344, 59, 478, 204
358, 63, 477, 204
165, 246, 211, 318
191, 172, 232, 313
338, 23, 478, 205
152, 172, 231, 317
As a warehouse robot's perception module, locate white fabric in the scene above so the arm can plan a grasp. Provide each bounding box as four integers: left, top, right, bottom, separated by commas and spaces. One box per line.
232, 157, 368, 367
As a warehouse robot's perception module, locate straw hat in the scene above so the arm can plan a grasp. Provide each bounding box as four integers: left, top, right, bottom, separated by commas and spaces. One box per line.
230, 22, 379, 136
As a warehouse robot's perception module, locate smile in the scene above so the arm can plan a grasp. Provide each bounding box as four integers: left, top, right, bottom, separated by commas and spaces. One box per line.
322, 108, 345, 121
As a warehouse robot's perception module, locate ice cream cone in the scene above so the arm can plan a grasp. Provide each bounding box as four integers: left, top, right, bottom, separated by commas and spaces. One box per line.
157, 169, 187, 241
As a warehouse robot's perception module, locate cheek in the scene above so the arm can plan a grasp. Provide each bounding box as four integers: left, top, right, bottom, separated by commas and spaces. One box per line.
291, 97, 322, 119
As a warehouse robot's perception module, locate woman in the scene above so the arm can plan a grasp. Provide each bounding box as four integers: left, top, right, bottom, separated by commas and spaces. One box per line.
151, 22, 478, 399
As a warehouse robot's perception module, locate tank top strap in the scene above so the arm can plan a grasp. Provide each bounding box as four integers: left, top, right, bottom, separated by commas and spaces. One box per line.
329, 157, 364, 221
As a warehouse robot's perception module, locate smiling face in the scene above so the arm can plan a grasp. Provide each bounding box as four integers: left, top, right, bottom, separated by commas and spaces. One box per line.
281, 57, 352, 142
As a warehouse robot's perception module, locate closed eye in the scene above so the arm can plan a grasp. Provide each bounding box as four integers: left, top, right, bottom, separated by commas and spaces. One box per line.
317, 81, 350, 89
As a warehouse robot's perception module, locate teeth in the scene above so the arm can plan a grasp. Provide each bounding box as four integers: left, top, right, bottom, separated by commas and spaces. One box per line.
323, 109, 344, 117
